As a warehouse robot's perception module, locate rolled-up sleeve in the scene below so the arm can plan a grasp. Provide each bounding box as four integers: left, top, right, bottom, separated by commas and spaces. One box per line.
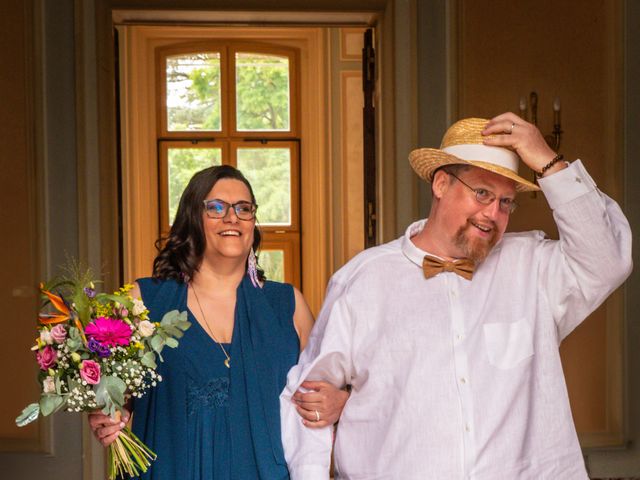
537, 159, 633, 339
280, 277, 355, 480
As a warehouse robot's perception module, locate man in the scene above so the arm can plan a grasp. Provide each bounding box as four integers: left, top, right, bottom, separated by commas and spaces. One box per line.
280, 113, 632, 479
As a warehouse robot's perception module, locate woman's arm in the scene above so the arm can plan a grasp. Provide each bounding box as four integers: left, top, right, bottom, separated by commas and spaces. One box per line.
292, 287, 314, 352
291, 287, 350, 428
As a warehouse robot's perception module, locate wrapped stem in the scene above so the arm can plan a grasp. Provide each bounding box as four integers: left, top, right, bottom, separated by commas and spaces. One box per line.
107, 426, 156, 479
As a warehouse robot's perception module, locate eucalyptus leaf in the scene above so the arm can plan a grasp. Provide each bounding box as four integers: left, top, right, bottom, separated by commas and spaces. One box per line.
39, 394, 66, 416
141, 352, 157, 369
161, 325, 182, 338
175, 320, 192, 331
165, 337, 179, 349
150, 335, 164, 353
15, 403, 40, 427
160, 310, 189, 327
67, 338, 83, 352
95, 376, 127, 411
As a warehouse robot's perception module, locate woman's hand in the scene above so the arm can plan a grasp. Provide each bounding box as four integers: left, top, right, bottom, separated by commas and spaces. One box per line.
293, 381, 350, 428
88, 408, 130, 447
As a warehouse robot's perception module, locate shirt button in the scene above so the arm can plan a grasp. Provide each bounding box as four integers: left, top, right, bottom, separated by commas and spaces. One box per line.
465, 424, 471, 432
456, 334, 463, 341
460, 377, 467, 384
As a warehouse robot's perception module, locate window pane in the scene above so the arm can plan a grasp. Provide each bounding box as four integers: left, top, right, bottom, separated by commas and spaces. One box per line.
237, 148, 291, 225
166, 53, 221, 131
260, 249, 285, 283
235, 53, 290, 131
168, 148, 222, 225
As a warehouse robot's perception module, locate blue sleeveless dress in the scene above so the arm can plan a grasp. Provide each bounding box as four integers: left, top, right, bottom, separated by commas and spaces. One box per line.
131, 276, 299, 479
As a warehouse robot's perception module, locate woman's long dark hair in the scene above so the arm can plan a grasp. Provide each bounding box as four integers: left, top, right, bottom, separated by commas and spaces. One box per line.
152, 165, 263, 282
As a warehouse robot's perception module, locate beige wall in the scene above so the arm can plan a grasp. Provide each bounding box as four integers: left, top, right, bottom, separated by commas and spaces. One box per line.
454, 0, 624, 448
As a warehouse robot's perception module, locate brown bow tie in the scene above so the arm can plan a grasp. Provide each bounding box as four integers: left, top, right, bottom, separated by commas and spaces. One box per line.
422, 254, 475, 281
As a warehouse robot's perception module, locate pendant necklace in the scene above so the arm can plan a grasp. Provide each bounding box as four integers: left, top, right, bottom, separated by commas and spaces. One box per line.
191, 284, 231, 368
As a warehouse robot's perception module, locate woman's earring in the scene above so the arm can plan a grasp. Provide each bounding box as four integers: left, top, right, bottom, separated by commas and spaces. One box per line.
248, 248, 263, 288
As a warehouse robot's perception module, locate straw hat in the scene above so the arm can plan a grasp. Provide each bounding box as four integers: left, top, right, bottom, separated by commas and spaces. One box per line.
409, 117, 539, 192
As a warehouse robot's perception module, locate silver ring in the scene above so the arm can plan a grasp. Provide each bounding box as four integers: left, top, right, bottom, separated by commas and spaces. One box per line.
314, 410, 320, 422
509, 122, 516, 134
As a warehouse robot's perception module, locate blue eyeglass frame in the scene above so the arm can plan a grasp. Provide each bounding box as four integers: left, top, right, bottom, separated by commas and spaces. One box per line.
202, 198, 258, 220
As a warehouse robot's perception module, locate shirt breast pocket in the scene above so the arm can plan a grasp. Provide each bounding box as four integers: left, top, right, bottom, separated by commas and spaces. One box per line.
483, 319, 534, 369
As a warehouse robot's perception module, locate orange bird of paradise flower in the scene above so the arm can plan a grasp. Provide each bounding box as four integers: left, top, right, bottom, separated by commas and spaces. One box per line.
38, 284, 87, 343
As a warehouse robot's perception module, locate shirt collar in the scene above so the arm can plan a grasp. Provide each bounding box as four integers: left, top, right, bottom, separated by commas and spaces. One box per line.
401, 219, 432, 267
400, 218, 504, 269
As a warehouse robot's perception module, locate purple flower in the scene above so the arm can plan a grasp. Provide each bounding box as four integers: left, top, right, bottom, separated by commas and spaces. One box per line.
80, 360, 101, 385
83, 287, 96, 298
50, 324, 67, 343
85, 317, 132, 347
87, 337, 112, 358
36, 345, 57, 371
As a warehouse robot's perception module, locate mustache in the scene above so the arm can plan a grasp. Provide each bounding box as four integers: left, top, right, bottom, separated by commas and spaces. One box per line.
467, 218, 498, 231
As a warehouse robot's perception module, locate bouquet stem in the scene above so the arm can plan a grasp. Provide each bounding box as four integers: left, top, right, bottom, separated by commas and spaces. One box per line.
107, 426, 156, 479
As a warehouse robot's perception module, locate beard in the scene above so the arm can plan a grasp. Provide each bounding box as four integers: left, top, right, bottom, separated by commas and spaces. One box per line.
453, 219, 499, 263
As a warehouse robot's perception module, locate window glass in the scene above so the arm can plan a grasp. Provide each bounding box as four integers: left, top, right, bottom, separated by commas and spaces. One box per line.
168, 148, 222, 225
166, 53, 222, 131
235, 53, 290, 131
237, 148, 291, 225
260, 249, 285, 283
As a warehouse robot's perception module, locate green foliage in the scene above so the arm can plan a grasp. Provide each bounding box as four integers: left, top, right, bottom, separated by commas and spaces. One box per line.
145, 310, 191, 363
238, 148, 291, 225
16, 403, 40, 427
259, 250, 285, 282
167, 53, 222, 131
95, 376, 127, 417
67, 327, 84, 352
141, 352, 157, 369
235, 53, 290, 131
167, 148, 222, 225
39, 394, 66, 416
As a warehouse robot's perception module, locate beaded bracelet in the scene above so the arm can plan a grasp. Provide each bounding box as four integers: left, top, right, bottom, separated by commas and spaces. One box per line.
537, 153, 564, 178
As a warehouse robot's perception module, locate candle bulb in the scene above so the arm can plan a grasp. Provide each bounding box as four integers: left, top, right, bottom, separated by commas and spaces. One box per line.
553, 97, 561, 126
519, 97, 527, 119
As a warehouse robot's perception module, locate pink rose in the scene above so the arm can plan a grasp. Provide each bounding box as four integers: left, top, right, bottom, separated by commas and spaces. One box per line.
36, 345, 57, 371
50, 324, 67, 343
80, 360, 101, 385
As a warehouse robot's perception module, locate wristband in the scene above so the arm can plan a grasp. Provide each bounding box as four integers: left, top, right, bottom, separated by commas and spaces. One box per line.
536, 153, 564, 178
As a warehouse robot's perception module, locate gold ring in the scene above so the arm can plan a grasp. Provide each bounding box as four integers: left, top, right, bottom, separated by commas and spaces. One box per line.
509, 122, 516, 133
314, 410, 320, 422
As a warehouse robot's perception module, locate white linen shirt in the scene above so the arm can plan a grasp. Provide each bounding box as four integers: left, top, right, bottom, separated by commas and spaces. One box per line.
280, 160, 632, 480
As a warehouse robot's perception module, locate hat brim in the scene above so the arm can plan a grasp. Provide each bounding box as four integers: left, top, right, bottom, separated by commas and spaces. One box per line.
409, 147, 540, 192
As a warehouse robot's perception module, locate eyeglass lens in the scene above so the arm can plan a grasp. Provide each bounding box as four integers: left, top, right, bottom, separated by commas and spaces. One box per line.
204, 199, 256, 220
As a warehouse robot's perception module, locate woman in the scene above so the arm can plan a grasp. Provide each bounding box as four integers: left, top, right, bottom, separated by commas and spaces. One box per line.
89, 165, 348, 479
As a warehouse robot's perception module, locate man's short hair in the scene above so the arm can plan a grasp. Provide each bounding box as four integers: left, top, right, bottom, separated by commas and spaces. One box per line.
435, 163, 472, 180
430, 164, 472, 196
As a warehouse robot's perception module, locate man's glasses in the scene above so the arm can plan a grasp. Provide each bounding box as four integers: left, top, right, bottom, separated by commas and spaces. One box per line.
448, 173, 517, 214
203, 199, 258, 221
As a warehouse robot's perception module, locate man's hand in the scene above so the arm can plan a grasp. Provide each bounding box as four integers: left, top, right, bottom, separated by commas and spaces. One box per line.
293, 381, 350, 428
482, 112, 566, 177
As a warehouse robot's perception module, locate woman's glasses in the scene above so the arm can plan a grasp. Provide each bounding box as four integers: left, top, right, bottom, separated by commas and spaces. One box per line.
203, 199, 258, 221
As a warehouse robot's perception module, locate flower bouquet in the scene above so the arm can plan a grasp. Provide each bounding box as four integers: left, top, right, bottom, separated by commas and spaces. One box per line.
15, 268, 190, 479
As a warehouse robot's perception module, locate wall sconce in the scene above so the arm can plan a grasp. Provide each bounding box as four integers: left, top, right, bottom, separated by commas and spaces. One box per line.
519, 91, 563, 196
518, 92, 562, 150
